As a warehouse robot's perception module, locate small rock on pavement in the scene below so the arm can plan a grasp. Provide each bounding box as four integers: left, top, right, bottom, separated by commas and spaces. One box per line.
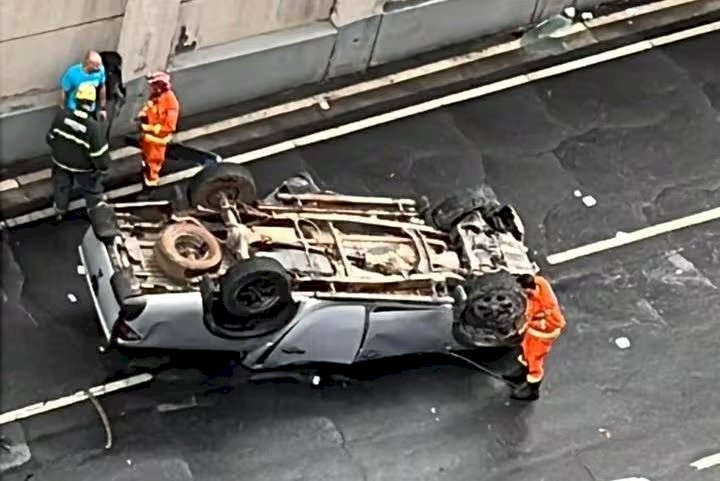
614, 337, 631, 349
582, 195, 597, 207
113, 458, 193, 481
573, 189, 582, 198
0, 423, 32, 473
67, 293, 77, 303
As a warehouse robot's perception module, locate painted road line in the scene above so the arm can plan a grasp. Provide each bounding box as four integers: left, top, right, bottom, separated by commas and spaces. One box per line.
690, 452, 720, 470
546, 206, 720, 265
650, 18, 720, 45
0, 374, 153, 425
4, 19, 720, 230
610, 478, 651, 481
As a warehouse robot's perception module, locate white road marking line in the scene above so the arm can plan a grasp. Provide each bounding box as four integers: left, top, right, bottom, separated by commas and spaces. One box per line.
690, 452, 720, 470
0, 374, 153, 425
3, 19, 720, 230
610, 477, 652, 481
650, 19, 720, 46
546, 206, 720, 265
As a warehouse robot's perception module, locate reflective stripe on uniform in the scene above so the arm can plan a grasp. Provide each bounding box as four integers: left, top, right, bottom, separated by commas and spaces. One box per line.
142, 133, 172, 144
526, 327, 562, 340
527, 373, 543, 383
90, 143, 109, 157
51, 157, 92, 173
52, 128, 90, 149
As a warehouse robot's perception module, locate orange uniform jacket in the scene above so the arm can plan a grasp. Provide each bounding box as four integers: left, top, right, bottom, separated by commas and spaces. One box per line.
518, 276, 566, 383
139, 90, 180, 144
521, 276, 566, 340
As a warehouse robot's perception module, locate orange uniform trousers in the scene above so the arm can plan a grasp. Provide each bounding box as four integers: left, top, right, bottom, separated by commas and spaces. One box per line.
518, 332, 558, 383
138, 90, 179, 184
140, 137, 168, 183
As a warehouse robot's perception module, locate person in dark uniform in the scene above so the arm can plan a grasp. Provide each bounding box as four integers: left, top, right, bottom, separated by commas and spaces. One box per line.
46, 82, 111, 222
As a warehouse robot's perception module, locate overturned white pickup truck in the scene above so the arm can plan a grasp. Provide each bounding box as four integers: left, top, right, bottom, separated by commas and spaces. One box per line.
78, 163, 537, 372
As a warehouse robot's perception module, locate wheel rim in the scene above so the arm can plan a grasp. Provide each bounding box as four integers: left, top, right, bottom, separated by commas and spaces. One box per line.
174, 234, 212, 261
232, 277, 280, 314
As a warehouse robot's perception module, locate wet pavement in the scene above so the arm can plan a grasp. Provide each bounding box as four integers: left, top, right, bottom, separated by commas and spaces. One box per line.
2, 32, 720, 481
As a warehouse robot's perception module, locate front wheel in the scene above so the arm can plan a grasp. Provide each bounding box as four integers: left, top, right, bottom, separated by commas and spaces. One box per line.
453, 271, 526, 348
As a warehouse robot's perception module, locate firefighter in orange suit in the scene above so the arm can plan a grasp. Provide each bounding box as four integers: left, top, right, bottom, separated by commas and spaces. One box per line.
504, 274, 566, 401
136, 71, 179, 186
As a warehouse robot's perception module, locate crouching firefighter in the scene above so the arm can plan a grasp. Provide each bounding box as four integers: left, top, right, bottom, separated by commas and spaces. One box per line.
136, 71, 179, 187
504, 274, 566, 401
46, 82, 110, 222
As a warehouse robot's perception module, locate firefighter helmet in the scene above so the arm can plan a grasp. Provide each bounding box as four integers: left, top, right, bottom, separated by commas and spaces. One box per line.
146, 71, 171, 88
75, 82, 97, 102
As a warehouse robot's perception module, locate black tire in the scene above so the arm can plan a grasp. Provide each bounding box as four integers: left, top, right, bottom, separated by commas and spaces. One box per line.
455, 271, 526, 347
221, 257, 292, 318
426, 186, 499, 232
188, 163, 257, 210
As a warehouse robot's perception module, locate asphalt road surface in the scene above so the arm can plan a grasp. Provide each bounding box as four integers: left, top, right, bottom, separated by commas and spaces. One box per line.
2, 32, 720, 481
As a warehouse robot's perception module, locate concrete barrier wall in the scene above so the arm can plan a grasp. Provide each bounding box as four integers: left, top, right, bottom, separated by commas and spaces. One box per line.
0, 0, 613, 166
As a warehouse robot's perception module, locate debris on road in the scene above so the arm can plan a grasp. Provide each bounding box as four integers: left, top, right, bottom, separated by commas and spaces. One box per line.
66, 293, 77, 303
85, 389, 113, 450
573, 190, 582, 198
582, 195, 597, 207
614, 337, 631, 350
0, 423, 31, 473
157, 396, 201, 413
76, 265, 85, 275
581, 12, 594, 21
317, 98, 330, 110
430, 407, 437, 414
598, 427, 612, 439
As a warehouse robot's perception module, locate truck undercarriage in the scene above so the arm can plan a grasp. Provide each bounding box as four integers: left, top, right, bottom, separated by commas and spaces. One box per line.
89, 164, 538, 349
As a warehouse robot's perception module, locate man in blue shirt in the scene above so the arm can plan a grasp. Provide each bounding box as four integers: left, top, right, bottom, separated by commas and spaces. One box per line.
59, 50, 108, 119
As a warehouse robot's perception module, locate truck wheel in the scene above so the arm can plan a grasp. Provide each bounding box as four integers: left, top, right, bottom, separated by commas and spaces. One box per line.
155, 222, 223, 281
455, 271, 526, 347
188, 163, 257, 210
426, 186, 500, 232
221, 257, 292, 318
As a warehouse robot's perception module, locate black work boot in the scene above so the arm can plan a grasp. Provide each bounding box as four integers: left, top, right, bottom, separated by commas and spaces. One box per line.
502, 363, 528, 385
511, 380, 541, 401
52, 208, 66, 225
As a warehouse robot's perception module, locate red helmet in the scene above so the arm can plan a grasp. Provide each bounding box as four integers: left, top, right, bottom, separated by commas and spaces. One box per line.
146, 71, 171, 88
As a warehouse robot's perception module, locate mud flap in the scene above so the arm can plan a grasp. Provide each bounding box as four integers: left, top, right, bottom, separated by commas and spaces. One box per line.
110, 270, 146, 322
88, 203, 120, 243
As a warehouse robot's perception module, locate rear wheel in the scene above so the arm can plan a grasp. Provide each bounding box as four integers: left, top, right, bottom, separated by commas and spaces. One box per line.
220, 257, 292, 318
188, 163, 257, 210
454, 271, 526, 347
154, 222, 223, 281
425, 186, 499, 231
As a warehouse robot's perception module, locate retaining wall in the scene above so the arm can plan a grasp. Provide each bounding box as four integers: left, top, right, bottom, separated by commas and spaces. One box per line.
0, 0, 615, 166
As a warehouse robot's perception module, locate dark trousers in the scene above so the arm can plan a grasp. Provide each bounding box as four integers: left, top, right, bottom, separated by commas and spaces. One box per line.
52, 165, 103, 213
